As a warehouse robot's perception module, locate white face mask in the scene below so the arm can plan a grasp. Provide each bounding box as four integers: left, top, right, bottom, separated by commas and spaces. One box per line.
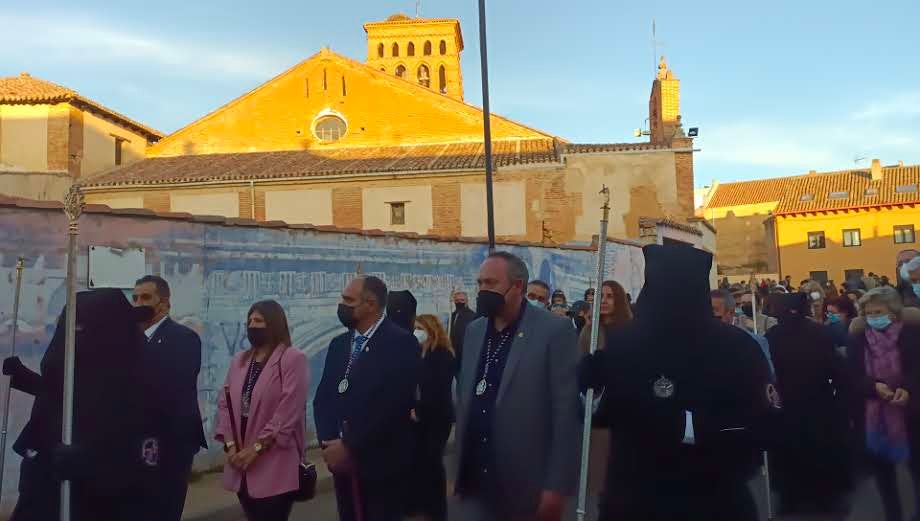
810, 291, 822, 301
414, 329, 429, 345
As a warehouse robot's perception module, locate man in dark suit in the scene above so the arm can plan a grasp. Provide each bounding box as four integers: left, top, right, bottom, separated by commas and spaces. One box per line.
132, 275, 207, 521
315, 276, 421, 521
449, 291, 476, 365
455, 252, 580, 521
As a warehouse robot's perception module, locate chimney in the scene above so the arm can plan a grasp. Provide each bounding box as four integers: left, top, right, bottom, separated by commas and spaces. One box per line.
871, 159, 883, 181
899, 160, 905, 167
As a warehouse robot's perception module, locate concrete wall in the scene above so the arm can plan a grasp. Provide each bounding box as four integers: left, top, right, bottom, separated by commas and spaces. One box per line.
0, 105, 49, 171
81, 111, 147, 177
705, 202, 778, 274
0, 171, 72, 201
0, 203, 645, 510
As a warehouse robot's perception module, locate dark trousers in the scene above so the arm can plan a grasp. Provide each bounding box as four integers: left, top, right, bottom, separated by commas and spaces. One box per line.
238, 479, 295, 521
333, 473, 404, 521
144, 455, 194, 521
413, 422, 452, 521
12, 454, 147, 521
872, 457, 920, 521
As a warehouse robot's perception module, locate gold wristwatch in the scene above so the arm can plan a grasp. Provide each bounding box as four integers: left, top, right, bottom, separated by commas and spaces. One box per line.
253, 442, 264, 455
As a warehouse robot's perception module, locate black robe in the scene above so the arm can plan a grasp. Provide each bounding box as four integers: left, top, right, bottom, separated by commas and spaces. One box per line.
589, 244, 773, 521
9, 289, 149, 521
766, 305, 853, 514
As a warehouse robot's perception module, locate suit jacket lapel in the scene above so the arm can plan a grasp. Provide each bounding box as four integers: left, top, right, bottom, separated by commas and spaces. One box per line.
460, 320, 487, 412
148, 317, 172, 346
496, 307, 532, 406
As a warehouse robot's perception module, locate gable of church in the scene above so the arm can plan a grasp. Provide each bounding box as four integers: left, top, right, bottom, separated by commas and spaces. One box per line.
149, 50, 552, 157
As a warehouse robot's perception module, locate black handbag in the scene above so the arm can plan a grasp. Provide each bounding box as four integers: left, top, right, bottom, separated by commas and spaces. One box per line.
278, 347, 317, 502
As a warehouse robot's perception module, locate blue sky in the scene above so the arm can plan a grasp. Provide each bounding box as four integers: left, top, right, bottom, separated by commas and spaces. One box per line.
2, 0, 918, 187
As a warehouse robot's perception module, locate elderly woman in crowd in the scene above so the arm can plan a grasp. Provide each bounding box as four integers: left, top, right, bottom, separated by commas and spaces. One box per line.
848, 287, 920, 521
801, 280, 826, 324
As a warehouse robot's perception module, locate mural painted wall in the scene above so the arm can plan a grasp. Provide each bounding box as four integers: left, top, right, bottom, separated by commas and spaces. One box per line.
0, 204, 644, 509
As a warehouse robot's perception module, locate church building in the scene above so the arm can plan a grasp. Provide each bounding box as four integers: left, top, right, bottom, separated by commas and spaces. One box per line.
80, 14, 698, 245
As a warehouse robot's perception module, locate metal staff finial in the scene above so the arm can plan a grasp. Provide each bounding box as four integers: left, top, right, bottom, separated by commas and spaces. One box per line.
61, 184, 84, 521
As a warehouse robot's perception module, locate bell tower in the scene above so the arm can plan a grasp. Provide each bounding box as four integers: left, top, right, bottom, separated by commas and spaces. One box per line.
649, 56, 681, 144
364, 14, 465, 101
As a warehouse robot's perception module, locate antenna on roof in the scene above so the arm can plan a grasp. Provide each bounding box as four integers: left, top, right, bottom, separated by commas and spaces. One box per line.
651, 18, 665, 77
415, 0, 421, 17
854, 156, 867, 166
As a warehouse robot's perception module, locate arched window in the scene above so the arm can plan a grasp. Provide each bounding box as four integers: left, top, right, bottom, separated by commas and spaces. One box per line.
377, 43, 384, 58
407, 42, 415, 56
395, 65, 406, 78
439, 40, 447, 55
438, 65, 447, 94
423, 41, 432, 56
417, 64, 430, 88
379, 67, 386, 72
392, 42, 400, 57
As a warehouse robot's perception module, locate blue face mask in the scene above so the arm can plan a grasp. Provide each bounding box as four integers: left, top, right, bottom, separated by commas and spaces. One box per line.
912, 283, 920, 299
826, 312, 842, 324
527, 298, 544, 309
734, 306, 744, 317
867, 315, 893, 331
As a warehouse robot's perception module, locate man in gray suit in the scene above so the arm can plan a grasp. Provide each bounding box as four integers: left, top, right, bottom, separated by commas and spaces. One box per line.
454, 251, 580, 521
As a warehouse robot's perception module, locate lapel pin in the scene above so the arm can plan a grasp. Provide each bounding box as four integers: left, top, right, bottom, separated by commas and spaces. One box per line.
518, 332, 524, 338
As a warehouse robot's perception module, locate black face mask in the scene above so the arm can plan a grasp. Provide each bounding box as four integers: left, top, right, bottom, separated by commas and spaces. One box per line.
741, 303, 754, 319
477, 289, 508, 318
573, 316, 587, 330
131, 305, 156, 323
337, 303, 358, 329
247, 327, 269, 348
454, 302, 467, 311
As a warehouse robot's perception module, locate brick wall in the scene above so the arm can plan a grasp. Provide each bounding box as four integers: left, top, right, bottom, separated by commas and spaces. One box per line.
672, 137, 695, 220
238, 189, 252, 219
332, 187, 362, 228
431, 182, 460, 236
46, 104, 70, 171
68, 106, 83, 178
143, 192, 170, 213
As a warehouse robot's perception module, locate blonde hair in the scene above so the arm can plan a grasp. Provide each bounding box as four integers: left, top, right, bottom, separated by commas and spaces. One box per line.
415, 314, 454, 357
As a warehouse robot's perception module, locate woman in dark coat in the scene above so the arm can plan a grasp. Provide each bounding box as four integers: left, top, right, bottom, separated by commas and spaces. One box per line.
848, 286, 920, 521
2, 288, 149, 521
409, 314, 456, 521
765, 292, 852, 518
825, 295, 857, 355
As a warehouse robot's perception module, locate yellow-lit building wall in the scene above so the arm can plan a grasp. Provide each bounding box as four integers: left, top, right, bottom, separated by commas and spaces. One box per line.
0, 104, 49, 171
81, 111, 147, 177
776, 205, 920, 283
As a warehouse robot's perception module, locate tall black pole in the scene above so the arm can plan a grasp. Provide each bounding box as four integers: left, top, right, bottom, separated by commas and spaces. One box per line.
478, 0, 496, 251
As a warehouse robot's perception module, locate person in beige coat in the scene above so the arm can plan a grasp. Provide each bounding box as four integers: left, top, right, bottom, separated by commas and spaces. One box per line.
577, 280, 633, 516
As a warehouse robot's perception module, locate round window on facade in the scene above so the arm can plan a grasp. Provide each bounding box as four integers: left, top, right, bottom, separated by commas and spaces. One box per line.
314, 114, 347, 142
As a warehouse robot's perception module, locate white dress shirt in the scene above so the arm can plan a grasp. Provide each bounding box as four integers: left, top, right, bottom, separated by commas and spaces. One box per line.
144, 315, 169, 341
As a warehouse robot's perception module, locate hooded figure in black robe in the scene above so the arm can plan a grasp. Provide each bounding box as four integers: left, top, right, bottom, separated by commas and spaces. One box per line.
3, 288, 150, 521
580, 244, 773, 520
386, 290, 418, 333
765, 292, 853, 517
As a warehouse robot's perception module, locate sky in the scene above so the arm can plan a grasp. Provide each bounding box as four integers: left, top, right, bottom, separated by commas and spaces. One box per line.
2, 0, 919, 187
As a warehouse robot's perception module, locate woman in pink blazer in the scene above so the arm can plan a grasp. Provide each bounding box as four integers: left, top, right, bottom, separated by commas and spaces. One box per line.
215, 300, 309, 521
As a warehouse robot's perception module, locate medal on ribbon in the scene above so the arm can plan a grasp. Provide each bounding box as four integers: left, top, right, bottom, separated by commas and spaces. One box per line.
653, 375, 675, 399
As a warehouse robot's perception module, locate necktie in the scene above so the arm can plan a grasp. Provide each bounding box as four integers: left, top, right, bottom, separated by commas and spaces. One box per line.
350, 335, 368, 365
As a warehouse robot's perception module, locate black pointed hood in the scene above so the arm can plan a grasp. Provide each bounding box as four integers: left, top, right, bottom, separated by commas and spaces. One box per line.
635, 244, 713, 325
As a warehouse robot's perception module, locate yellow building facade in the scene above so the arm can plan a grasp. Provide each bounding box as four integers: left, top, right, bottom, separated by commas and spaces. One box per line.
80, 15, 698, 245
0, 73, 162, 201
702, 160, 920, 282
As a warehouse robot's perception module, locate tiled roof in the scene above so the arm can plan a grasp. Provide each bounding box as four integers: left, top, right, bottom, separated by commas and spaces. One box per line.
562, 143, 672, 154
0, 193, 645, 250
81, 139, 560, 187
638, 217, 703, 236
82, 137, 693, 188
704, 164, 920, 214
0, 73, 163, 140
775, 165, 920, 214
705, 177, 793, 208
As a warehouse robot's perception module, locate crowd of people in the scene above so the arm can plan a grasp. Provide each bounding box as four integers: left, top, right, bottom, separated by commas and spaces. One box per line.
6, 247, 920, 520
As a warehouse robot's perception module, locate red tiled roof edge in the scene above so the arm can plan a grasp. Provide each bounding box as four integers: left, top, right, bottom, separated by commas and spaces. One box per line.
639, 216, 704, 237
0, 194, 642, 251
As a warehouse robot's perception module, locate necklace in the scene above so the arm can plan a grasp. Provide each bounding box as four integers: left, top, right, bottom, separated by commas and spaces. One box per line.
475, 326, 514, 396
241, 356, 264, 417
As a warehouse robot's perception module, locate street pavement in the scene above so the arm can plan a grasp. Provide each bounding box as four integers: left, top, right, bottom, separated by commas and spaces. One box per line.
190, 451, 919, 521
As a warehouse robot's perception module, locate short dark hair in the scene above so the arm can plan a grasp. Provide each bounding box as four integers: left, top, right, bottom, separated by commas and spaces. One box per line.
584, 288, 595, 299
487, 251, 529, 284
360, 276, 388, 309
136, 275, 171, 299
710, 289, 735, 309
528, 279, 550, 292
826, 295, 857, 319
